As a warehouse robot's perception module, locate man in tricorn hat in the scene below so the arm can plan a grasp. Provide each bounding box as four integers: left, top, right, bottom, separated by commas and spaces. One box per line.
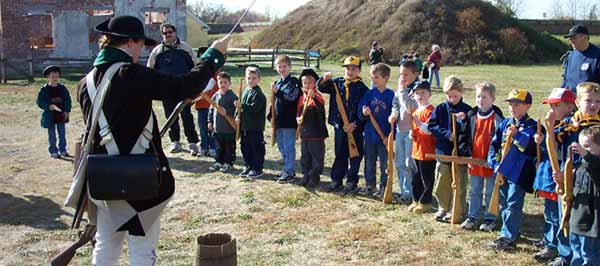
561, 24, 600, 93
64, 15, 228, 265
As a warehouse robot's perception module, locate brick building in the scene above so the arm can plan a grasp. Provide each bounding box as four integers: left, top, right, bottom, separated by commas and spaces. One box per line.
0, 0, 189, 61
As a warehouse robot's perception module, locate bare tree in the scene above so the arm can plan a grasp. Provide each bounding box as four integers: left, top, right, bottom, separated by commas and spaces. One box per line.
588, 4, 598, 21
493, 0, 523, 17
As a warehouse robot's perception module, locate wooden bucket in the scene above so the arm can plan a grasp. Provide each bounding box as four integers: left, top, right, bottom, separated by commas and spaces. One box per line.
195, 233, 237, 266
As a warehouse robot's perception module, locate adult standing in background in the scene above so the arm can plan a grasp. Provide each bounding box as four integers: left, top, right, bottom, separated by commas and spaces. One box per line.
427, 44, 442, 89
369, 41, 384, 65
148, 23, 200, 155
561, 24, 600, 93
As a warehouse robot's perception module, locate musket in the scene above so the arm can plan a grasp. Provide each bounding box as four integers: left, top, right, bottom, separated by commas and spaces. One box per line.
450, 114, 463, 225
545, 119, 564, 195
236, 79, 243, 141
488, 126, 515, 216
369, 114, 388, 148
296, 91, 312, 140
333, 82, 360, 158
160, 78, 217, 138
383, 122, 395, 204
560, 146, 574, 237
201, 93, 237, 129
270, 89, 277, 146
425, 154, 489, 167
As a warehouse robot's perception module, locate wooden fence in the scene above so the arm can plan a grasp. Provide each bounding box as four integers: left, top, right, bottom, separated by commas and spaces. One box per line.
0, 46, 321, 83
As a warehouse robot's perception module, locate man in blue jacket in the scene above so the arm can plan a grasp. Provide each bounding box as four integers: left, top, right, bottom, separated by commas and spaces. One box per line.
562, 25, 600, 93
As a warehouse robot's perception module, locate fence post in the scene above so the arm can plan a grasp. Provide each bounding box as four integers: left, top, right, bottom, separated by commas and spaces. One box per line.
0, 51, 6, 84
316, 49, 321, 70
28, 46, 34, 82
248, 46, 251, 64
303, 48, 308, 67
271, 47, 276, 69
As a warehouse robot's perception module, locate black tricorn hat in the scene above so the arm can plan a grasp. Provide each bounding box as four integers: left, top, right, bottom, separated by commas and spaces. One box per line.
42, 65, 61, 76
95, 15, 157, 46
299, 68, 319, 81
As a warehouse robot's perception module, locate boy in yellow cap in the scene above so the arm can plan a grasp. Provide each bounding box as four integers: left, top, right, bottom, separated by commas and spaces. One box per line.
318, 56, 369, 194
486, 89, 539, 252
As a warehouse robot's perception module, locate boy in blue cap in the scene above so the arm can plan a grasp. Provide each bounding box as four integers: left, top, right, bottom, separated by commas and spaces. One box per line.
486, 89, 539, 251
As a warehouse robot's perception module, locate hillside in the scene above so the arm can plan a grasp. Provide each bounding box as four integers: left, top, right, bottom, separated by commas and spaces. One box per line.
254, 0, 569, 64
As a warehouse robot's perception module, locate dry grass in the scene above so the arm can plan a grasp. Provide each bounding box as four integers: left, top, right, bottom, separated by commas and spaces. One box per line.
0, 61, 561, 265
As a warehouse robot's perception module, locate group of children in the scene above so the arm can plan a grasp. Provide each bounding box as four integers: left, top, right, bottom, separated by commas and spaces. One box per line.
205, 54, 600, 265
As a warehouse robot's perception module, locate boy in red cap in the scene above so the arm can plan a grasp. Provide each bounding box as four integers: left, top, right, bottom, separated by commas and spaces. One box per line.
532, 88, 576, 263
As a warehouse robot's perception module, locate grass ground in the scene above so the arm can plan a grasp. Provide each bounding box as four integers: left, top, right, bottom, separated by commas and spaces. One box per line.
0, 60, 564, 265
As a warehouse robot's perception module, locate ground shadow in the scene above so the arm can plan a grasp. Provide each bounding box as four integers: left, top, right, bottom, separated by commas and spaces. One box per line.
0, 192, 69, 230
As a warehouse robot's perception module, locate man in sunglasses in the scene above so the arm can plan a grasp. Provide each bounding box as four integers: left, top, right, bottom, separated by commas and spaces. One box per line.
562, 24, 600, 94
148, 23, 200, 155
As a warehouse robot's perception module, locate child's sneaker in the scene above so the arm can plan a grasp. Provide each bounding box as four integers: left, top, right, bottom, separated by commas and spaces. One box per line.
486, 237, 516, 252
407, 202, 418, 212
170, 141, 183, 153
189, 143, 199, 156
412, 203, 432, 214
398, 195, 412, 204
208, 162, 222, 171
277, 172, 294, 183
372, 188, 384, 198
339, 183, 358, 196
441, 212, 452, 223
248, 170, 264, 179
240, 167, 251, 178
50, 153, 60, 159
198, 148, 207, 157
546, 257, 569, 266
208, 149, 217, 157
533, 246, 558, 263
325, 182, 343, 192
479, 221, 496, 232
434, 209, 447, 222
358, 186, 377, 197
460, 218, 478, 230
219, 164, 232, 172
59, 151, 71, 157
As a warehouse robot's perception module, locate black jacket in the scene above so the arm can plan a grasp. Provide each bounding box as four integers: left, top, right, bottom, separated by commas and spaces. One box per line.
298, 99, 328, 140
570, 152, 600, 238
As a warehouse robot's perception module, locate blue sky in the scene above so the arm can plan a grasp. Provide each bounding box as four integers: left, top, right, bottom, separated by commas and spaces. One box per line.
189, 0, 567, 19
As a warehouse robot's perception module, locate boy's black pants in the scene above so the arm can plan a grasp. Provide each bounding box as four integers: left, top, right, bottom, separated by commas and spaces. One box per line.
412, 159, 436, 204
215, 132, 236, 165
240, 130, 265, 172
301, 139, 325, 181
330, 129, 364, 186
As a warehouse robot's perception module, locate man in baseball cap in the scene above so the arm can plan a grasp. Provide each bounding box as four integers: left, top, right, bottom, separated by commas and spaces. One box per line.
561, 24, 600, 93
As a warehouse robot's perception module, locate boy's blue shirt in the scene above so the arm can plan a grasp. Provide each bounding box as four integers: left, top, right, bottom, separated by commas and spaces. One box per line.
358, 87, 395, 145
317, 76, 369, 131
488, 114, 538, 192
427, 98, 472, 156
533, 117, 570, 193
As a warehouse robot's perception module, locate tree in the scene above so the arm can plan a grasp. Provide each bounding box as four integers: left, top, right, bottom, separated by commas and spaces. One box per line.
492, 0, 523, 17
187, 0, 270, 23
588, 4, 598, 21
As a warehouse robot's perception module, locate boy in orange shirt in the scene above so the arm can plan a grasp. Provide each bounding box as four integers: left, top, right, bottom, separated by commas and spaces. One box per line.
461, 82, 504, 231
409, 81, 436, 213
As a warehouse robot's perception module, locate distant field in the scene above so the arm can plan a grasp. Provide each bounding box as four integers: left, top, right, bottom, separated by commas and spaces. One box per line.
1, 61, 564, 265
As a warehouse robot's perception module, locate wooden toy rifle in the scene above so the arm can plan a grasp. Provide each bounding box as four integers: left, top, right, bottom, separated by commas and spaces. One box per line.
560, 146, 574, 237
235, 79, 243, 141
488, 125, 515, 216
450, 114, 463, 225
333, 82, 360, 158
200, 93, 237, 129
425, 154, 489, 167
296, 92, 312, 140
545, 119, 564, 195
536, 119, 542, 168
369, 114, 388, 148
383, 122, 395, 204
270, 87, 277, 146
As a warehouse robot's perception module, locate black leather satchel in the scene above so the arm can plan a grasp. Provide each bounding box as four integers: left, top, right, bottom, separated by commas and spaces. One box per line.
87, 154, 161, 201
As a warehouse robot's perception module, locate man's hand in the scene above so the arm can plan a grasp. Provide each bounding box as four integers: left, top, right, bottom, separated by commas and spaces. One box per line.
76, 225, 96, 246
210, 35, 230, 55
362, 106, 371, 116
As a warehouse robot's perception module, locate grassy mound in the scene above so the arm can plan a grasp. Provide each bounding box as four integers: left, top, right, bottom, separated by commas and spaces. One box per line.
254, 0, 569, 64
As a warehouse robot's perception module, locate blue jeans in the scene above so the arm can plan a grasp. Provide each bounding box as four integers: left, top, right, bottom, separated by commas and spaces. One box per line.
196, 109, 215, 150
394, 130, 412, 197
427, 68, 440, 88
499, 179, 526, 242
276, 128, 296, 175
47, 123, 66, 154
570, 232, 600, 266
364, 141, 387, 188
467, 175, 496, 222
557, 197, 573, 261
542, 198, 560, 250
